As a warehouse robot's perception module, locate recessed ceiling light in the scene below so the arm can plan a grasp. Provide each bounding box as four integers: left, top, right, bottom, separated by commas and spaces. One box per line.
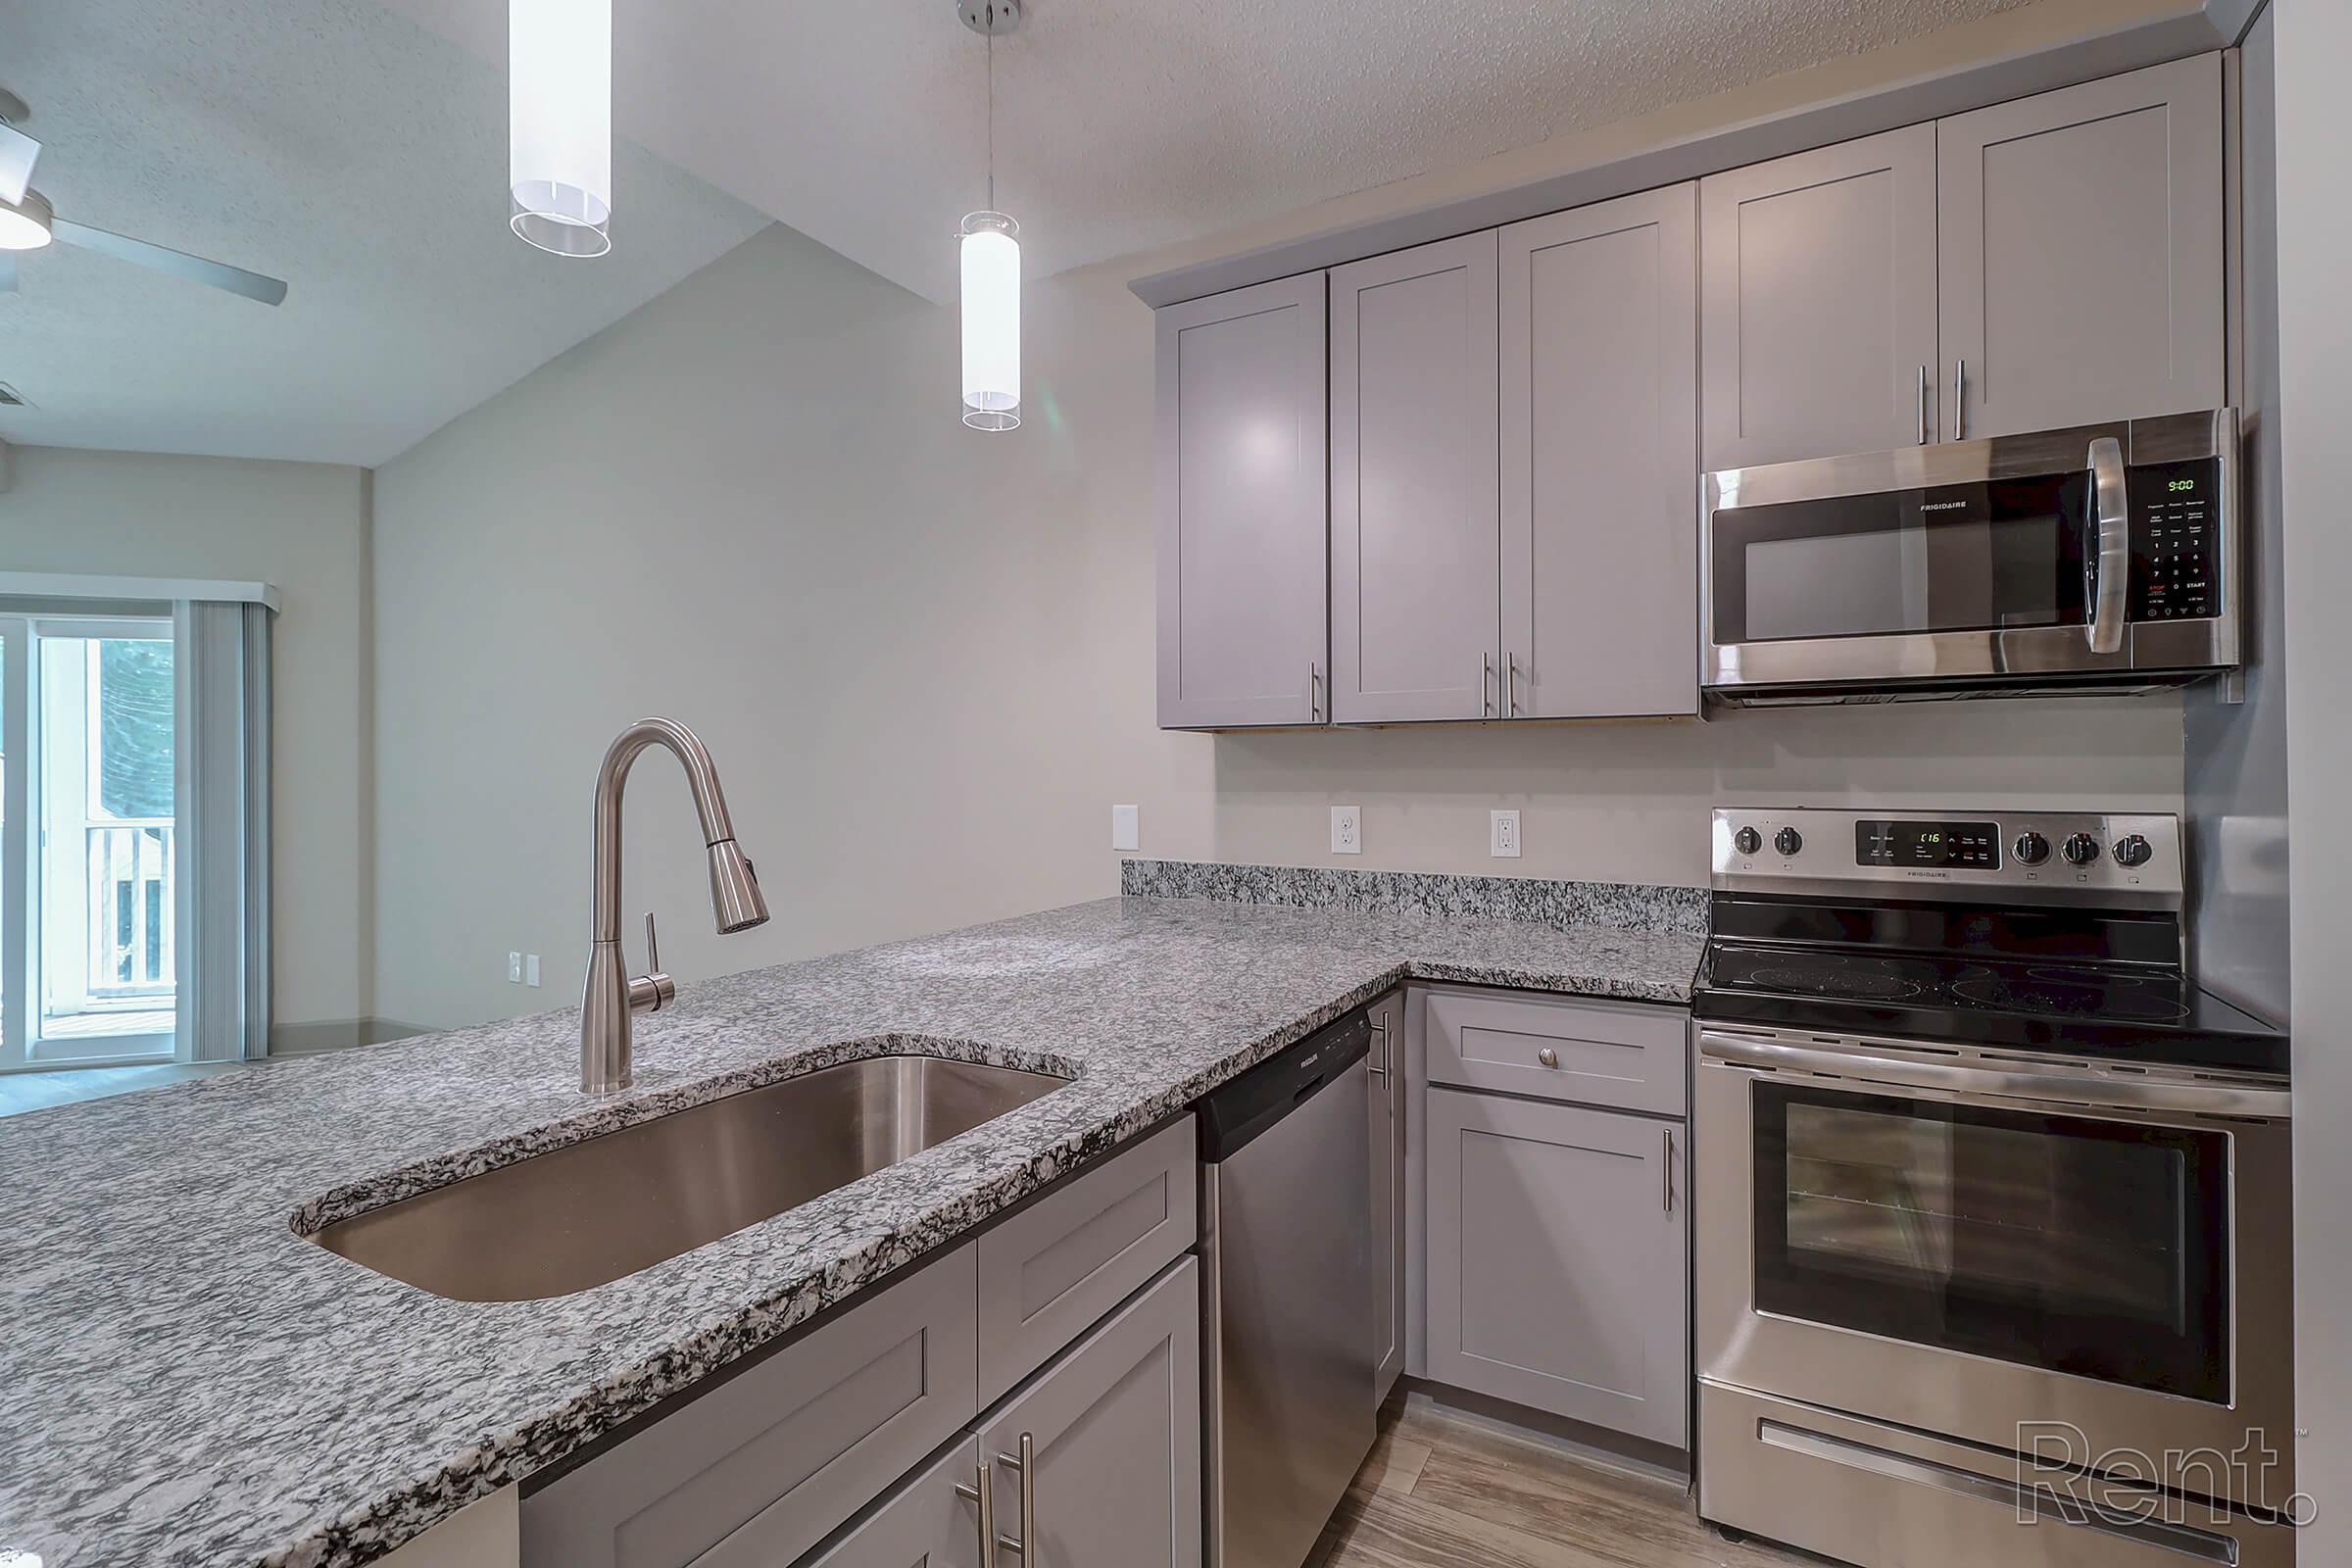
0, 189, 53, 252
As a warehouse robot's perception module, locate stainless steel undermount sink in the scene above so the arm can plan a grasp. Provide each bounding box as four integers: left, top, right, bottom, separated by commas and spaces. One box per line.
307, 1055, 1071, 1302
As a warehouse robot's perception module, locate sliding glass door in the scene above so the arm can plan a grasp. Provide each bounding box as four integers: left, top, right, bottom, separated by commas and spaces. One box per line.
0, 613, 181, 1068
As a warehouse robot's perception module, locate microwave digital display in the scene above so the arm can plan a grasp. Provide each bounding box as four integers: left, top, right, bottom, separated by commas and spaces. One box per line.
1856, 819, 2000, 869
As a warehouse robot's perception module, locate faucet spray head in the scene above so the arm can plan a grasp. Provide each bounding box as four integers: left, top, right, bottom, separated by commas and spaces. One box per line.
708, 839, 770, 934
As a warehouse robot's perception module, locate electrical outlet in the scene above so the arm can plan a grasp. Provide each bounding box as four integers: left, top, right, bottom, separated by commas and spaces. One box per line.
526, 954, 542, 988
1111, 804, 1140, 853
508, 951, 523, 984
1491, 809, 1522, 858
1331, 805, 1362, 856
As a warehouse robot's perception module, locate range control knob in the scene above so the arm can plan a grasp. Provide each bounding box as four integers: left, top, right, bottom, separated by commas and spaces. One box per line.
2062, 832, 2102, 867
2113, 834, 2154, 868
1734, 826, 1763, 857
1774, 827, 1803, 858
2012, 832, 2051, 866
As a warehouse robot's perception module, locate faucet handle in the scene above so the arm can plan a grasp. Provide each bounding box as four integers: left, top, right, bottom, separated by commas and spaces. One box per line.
627, 910, 677, 1014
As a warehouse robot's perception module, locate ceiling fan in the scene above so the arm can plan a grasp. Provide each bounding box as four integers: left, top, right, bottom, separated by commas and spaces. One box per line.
0, 90, 287, 307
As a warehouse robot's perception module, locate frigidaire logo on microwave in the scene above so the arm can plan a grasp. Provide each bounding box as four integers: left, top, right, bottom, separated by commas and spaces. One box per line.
1918, 500, 1972, 512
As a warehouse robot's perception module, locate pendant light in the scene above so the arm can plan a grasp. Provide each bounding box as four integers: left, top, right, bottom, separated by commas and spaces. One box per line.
958, 0, 1020, 430
510, 0, 613, 257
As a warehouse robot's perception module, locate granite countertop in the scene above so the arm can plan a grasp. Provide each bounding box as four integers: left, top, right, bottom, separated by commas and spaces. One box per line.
0, 891, 1703, 1568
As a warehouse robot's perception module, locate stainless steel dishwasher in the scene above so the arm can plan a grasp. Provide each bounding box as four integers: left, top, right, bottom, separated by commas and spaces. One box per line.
1200, 1007, 1375, 1568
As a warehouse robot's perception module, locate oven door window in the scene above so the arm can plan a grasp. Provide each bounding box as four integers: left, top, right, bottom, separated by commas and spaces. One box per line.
1712, 473, 2092, 644
1752, 1083, 2230, 1402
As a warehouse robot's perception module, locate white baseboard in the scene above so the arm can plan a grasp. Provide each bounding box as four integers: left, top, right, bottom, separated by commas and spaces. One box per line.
268, 1016, 430, 1056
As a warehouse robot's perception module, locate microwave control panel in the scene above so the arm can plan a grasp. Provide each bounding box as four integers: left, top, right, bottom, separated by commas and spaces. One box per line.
2127, 457, 2221, 621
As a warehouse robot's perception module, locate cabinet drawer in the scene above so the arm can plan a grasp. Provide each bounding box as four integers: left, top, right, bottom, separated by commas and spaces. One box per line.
521, 1244, 978, 1568
976, 1117, 1198, 1404
1423, 988, 1687, 1115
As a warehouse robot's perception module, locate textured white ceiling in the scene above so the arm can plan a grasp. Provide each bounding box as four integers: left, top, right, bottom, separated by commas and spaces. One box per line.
0, 0, 765, 466
2, 0, 2038, 464
379, 0, 2038, 304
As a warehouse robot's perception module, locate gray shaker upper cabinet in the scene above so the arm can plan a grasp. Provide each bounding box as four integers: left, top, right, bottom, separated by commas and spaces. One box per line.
1699, 125, 1939, 471
1329, 234, 1501, 723
1936, 53, 2225, 441
1500, 185, 1698, 719
1154, 274, 1330, 729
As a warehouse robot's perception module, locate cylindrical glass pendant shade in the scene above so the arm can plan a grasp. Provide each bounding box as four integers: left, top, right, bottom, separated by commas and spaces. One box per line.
511, 0, 612, 257
959, 212, 1019, 430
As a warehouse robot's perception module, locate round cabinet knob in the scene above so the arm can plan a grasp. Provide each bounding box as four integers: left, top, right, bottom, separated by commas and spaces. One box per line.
2062, 833, 2102, 866
2113, 834, 2153, 868
2013, 832, 2051, 866
1734, 826, 1762, 857
1774, 827, 1803, 858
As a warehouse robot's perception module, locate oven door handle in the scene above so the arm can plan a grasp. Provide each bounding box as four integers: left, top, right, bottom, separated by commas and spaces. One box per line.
1695, 1029, 2291, 1119
2086, 435, 2130, 655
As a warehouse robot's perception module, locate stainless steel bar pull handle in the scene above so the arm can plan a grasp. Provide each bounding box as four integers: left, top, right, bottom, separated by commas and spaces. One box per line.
2086, 435, 2130, 655
994, 1432, 1037, 1568
1479, 652, 1491, 717
1505, 656, 1519, 717
1368, 1014, 1390, 1080
955, 1462, 996, 1563
1916, 365, 1929, 445
1951, 359, 1966, 440
1661, 1128, 1675, 1212
1306, 661, 1319, 722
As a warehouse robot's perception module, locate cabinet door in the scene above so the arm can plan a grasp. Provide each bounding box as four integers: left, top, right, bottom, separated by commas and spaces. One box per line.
1699, 125, 1939, 470
1500, 185, 1698, 719
1369, 992, 1406, 1403
1936, 53, 2224, 440
798, 1440, 983, 1568
1154, 275, 1330, 729
977, 1257, 1202, 1568
1424, 1089, 1687, 1447
1330, 233, 1500, 722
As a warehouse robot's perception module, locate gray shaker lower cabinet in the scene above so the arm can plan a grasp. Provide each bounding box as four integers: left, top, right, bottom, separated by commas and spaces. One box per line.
975, 1257, 1203, 1568
798, 1440, 983, 1568
1424, 1087, 1688, 1448
1369, 991, 1406, 1403
520, 1244, 980, 1568
808, 1259, 1201, 1568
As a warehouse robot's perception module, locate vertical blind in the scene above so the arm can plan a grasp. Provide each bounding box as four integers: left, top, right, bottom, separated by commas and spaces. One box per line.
175, 599, 272, 1062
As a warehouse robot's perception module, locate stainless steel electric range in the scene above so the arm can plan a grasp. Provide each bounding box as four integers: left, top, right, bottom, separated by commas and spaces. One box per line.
1691, 807, 2296, 1568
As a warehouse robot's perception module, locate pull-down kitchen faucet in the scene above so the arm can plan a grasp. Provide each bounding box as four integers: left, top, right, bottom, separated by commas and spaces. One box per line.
580, 716, 769, 1093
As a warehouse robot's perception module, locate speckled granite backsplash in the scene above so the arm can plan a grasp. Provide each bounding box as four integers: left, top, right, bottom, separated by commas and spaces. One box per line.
1118, 858, 1708, 935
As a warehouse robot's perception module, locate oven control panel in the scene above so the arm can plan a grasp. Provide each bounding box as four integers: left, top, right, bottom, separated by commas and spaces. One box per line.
2128, 458, 2221, 621
1713, 808, 2182, 905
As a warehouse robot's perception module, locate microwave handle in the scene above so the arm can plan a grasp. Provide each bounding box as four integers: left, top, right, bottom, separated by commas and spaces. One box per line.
2087, 436, 2129, 654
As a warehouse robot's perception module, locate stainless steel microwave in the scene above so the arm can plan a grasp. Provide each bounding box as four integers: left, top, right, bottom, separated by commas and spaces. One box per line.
1701, 409, 2239, 705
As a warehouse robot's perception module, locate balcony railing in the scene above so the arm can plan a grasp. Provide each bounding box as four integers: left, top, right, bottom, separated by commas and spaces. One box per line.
85, 822, 173, 999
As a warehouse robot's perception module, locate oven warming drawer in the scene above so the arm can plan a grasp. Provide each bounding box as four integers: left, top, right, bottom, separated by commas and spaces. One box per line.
1699, 1381, 2297, 1568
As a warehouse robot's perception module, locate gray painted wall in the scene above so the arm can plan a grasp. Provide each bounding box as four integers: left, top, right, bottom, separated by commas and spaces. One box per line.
2185, 17, 2288, 1026
2274, 0, 2352, 1544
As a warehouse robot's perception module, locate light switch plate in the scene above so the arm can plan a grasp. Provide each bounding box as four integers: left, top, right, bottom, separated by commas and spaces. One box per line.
1331, 805, 1362, 856
1491, 809, 1522, 858
507, 951, 523, 984
1111, 804, 1140, 853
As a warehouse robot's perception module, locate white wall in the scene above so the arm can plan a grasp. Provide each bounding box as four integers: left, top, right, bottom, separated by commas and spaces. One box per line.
2274, 0, 2352, 1542
0, 445, 372, 1037
369, 221, 2185, 1030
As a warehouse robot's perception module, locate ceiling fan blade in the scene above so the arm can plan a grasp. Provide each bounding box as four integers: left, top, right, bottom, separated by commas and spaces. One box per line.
49, 217, 286, 306
0, 253, 15, 294
0, 122, 36, 207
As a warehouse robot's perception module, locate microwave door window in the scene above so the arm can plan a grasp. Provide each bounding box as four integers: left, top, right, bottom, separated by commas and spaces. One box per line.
1715, 473, 2093, 644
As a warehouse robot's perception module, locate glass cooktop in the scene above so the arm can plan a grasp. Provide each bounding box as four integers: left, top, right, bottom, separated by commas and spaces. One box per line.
1695, 941, 2284, 1074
